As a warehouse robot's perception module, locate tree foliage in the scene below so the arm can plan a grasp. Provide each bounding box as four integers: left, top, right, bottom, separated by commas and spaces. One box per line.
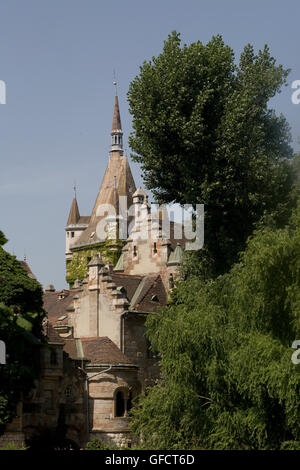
130, 202, 300, 449
0, 231, 45, 433
128, 32, 296, 275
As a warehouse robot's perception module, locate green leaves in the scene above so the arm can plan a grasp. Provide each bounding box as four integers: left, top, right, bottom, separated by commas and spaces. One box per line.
130, 203, 300, 449
128, 31, 295, 275
0, 237, 45, 434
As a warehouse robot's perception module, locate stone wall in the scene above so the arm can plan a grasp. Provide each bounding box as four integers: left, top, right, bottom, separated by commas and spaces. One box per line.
123, 313, 160, 389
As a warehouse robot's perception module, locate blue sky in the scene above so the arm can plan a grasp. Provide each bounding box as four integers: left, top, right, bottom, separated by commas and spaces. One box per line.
1, 0, 300, 289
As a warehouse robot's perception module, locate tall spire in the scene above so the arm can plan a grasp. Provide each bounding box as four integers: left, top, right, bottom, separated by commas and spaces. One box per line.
111, 80, 123, 153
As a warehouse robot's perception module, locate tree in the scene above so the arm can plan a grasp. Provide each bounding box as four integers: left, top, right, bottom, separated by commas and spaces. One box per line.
128, 32, 296, 275
130, 201, 300, 449
0, 231, 45, 434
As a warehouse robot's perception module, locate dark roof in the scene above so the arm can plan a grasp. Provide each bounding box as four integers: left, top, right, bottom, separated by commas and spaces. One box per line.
64, 336, 134, 366
43, 289, 79, 325
43, 321, 65, 345
111, 273, 167, 313
63, 338, 80, 360
129, 274, 167, 312
111, 273, 143, 302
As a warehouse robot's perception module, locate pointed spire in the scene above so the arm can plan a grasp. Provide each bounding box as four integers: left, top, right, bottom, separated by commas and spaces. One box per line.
110, 82, 123, 153
67, 195, 80, 225
111, 95, 122, 132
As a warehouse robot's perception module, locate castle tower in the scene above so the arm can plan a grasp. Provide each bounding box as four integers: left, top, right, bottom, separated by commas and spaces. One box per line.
65, 189, 89, 260
65, 87, 136, 287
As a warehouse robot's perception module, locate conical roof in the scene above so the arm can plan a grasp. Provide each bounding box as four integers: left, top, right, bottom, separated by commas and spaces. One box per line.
67, 197, 80, 225
111, 95, 122, 133
75, 152, 136, 245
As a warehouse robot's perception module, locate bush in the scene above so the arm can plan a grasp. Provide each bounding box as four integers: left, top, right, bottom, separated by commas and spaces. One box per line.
2, 441, 27, 450
85, 438, 114, 450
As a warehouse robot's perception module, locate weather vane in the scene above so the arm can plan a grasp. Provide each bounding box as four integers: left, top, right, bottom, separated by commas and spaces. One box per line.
73, 180, 77, 198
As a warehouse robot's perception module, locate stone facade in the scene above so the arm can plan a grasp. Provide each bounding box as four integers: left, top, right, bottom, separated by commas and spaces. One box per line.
0, 91, 185, 450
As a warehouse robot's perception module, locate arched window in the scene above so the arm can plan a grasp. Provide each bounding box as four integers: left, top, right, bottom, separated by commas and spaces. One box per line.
115, 390, 125, 417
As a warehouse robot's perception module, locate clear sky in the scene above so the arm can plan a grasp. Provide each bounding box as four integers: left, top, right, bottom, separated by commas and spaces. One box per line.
1, 0, 300, 290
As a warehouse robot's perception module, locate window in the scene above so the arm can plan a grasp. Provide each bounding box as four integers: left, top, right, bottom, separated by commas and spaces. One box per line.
133, 246, 137, 257
71, 232, 75, 238
50, 349, 58, 365
65, 387, 71, 398
153, 242, 157, 254
114, 388, 133, 418
115, 390, 125, 417
146, 337, 158, 359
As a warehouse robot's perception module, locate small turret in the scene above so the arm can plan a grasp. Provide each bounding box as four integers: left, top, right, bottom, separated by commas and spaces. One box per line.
67, 196, 80, 226
65, 188, 89, 259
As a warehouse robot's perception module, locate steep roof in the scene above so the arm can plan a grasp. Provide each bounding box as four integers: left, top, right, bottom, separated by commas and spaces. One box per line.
20, 261, 37, 280
74, 153, 136, 246
111, 273, 143, 302
64, 336, 134, 366
111, 95, 122, 133
128, 274, 167, 312
111, 272, 167, 313
67, 197, 80, 226
43, 289, 80, 326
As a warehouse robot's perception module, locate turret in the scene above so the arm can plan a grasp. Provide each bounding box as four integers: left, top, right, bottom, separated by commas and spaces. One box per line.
65, 189, 89, 258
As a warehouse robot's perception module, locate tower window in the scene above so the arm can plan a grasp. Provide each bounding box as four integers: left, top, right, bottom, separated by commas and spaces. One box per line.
71, 232, 74, 238
115, 390, 125, 417
133, 246, 137, 257
153, 242, 157, 254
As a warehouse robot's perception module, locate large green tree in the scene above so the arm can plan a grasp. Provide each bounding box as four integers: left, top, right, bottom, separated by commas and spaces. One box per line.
128, 32, 296, 275
0, 231, 45, 434
130, 201, 300, 450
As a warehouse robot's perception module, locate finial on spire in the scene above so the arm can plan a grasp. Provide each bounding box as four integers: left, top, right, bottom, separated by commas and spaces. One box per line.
113, 70, 118, 96
73, 180, 77, 199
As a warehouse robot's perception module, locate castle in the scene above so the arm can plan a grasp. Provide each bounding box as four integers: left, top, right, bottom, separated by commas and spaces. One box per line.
0, 90, 185, 449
